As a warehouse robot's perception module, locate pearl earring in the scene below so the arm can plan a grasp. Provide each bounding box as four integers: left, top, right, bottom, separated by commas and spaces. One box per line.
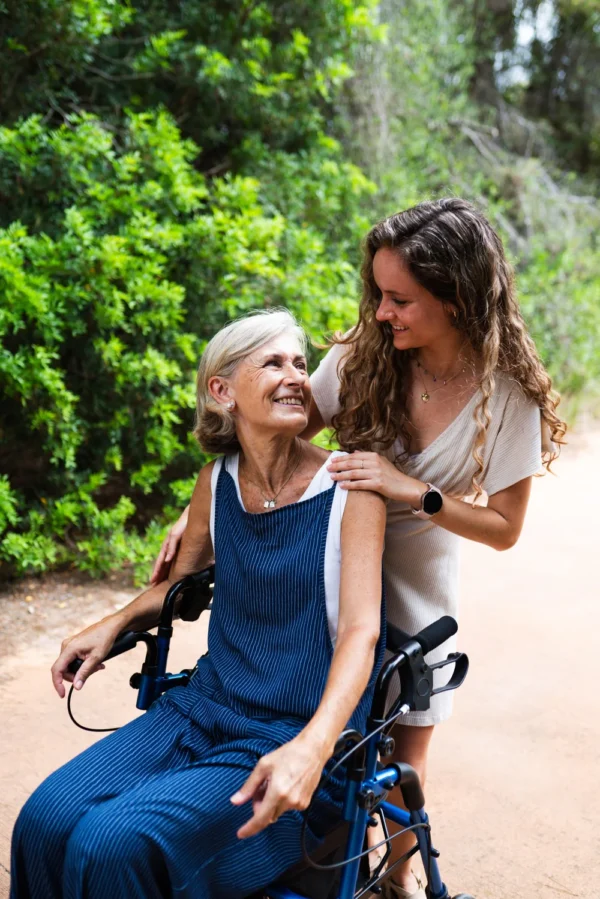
226, 401, 235, 410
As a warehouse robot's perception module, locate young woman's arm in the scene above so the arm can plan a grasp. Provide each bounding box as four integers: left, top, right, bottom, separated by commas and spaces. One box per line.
51, 463, 215, 696
150, 505, 191, 585
300, 397, 327, 442
232, 487, 386, 839
425, 476, 532, 550
326, 452, 532, 551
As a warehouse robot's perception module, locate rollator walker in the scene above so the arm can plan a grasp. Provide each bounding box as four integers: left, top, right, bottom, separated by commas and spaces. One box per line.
68, 567, 472, 899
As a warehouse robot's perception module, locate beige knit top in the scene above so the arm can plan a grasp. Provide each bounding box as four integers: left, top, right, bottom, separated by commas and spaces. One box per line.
311, 343, 545, 725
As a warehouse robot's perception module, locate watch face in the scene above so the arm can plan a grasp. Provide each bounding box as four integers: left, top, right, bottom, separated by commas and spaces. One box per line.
423, 489, 443, 515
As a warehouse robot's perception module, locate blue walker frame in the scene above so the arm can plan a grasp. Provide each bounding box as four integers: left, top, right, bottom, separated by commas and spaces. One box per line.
69, 568, 471, 899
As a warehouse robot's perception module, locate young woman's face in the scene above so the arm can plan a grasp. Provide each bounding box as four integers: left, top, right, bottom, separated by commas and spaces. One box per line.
373, 248, 456, 351
228, 332, 311, 435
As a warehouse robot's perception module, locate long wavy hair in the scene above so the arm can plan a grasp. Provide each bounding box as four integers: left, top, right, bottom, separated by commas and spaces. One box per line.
332, 198, 567, 498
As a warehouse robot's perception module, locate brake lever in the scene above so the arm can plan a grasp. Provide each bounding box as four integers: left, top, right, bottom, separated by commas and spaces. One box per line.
430, 652, 469, 696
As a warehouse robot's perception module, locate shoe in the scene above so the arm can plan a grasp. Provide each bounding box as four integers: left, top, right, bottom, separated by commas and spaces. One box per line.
380, 872, 427, 899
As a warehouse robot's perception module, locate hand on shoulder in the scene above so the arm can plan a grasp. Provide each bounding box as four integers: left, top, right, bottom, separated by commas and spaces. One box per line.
327, 451, 425, 507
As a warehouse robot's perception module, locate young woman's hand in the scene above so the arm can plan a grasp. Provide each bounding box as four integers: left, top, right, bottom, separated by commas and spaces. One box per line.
51, 616, 124, 698
150, 505, 190, 585
327, 452, 426, 507
230, 734, 327, 839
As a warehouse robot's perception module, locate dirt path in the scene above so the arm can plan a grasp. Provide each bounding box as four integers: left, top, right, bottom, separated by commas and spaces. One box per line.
1, 429, 599, 898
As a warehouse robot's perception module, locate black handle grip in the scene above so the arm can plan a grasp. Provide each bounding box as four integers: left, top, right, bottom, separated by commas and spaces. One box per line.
67, 630, 139, 676
386, 617, 458, 656
413, 616, 457, 655
386, 623, 411, 653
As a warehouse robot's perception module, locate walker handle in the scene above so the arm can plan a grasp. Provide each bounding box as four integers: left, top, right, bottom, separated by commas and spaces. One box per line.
413, 616, 457, 655
67, 631, 140, 676
386, 616, 457, 656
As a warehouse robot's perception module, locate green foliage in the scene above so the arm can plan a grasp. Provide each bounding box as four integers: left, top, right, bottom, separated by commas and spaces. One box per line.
0, 0, 377, 579
0, 0, 380, 170
518, 242, 600, 394
493, 1, 600, 177
341, 0, 600, 394
0, 476, 19, 533
1, 0, 599, 583
342, 0, 478, 204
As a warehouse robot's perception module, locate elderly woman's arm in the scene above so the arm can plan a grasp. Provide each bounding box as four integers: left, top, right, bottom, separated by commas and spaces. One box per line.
232, 487, 386, 839
51, 463, 215, 696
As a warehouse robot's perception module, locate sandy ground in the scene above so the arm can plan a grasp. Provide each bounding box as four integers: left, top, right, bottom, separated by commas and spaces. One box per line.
1, 429, 599, 899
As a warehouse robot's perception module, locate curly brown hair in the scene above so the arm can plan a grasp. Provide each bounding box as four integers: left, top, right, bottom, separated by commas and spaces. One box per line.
332, 198, 567, 497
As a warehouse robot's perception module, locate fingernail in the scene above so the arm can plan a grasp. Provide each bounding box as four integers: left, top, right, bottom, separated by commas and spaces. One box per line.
230, 791, 243, 803
75, 680, 82, 690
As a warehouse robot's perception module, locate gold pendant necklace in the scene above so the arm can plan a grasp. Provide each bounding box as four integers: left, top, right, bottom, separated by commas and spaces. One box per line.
416, 359, 465, 403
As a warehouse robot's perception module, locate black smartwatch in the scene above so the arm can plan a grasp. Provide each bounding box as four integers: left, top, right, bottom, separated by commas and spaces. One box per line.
411, 483, 443, 520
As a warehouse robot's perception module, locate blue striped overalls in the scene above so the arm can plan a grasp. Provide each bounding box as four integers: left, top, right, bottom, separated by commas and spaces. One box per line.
11, 460, 384, 899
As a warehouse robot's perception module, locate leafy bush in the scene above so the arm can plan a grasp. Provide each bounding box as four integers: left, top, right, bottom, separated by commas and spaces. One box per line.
0, 108, 374, 578
342, 0, 600, 396
0, 0, 379, 579
2, 0, 599, 582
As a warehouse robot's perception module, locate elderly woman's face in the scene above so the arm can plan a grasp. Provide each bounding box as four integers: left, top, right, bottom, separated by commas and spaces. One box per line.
230, 332, 311, 435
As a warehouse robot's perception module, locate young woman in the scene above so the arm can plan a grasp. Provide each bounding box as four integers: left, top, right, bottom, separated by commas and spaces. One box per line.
11, 311, 386, 899
152, 199, 567, 899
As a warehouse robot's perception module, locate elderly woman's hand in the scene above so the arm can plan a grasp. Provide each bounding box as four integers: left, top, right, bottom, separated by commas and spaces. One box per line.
327, 451, 426, 507
150, 505, 190, 585
230, 735, 327, 839
51, 616, 124, 698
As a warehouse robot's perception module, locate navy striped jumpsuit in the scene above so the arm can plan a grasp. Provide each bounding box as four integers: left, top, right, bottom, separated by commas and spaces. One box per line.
11, 459, 384, 899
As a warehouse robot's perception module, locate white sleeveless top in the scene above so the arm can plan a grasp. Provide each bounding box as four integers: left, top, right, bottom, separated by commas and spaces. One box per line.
210, 451, 349, 645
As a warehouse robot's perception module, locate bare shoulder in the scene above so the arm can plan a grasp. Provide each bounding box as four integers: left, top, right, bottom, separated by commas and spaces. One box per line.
189, 459, 218, 515
197, 458, 217, 488
169, 460, 217, 577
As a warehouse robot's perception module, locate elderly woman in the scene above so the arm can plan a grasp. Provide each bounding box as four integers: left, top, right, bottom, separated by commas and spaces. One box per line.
10, 310, 386, 899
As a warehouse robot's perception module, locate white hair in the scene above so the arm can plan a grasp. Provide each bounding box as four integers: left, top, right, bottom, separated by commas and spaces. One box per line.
193, 308, 307, 453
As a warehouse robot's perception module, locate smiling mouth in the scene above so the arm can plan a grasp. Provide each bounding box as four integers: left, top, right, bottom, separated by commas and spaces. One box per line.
391, 325, 409, 332
274, 397, 304, 407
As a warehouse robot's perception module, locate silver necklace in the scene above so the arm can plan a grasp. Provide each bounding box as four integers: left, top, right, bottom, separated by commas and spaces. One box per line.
241, 445, 303, 509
